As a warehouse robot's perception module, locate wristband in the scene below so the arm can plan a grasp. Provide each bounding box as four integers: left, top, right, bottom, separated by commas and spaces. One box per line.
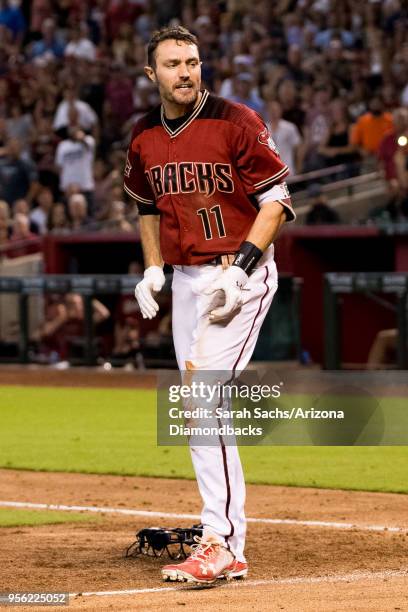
232, 241, 263, 275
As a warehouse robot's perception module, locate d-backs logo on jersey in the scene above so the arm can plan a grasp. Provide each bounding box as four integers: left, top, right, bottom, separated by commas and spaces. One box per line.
257, 127, 280, 156
145, 162, 234, 199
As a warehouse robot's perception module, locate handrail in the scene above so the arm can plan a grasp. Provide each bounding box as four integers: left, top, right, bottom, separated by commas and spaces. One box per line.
0, 236, 43, 256
287, 163, 348, 184
287, 159, 377, 186
305, 171, 381, 195
293, 171, 384, 204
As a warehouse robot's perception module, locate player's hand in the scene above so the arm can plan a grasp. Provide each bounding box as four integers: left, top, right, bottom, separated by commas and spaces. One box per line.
134, 265, 165, 319
203, 266, 248, 322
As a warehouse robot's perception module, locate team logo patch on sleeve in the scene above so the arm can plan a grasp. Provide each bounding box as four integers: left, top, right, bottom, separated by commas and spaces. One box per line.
124, 154, 132, 178
257, 128, 280, 155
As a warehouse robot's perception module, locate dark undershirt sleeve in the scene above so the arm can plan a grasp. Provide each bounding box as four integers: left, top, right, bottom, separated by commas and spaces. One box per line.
137, 201, 160, 215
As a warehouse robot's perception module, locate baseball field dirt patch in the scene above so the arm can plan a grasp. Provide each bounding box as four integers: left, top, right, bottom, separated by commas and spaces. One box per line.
1, 469, 407, 611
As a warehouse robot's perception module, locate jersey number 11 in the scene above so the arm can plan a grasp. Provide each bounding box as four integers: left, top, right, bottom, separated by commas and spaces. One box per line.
197, 205, 226, 240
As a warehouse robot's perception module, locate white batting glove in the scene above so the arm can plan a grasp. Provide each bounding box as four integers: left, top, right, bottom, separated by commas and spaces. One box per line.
134, 265, 165, 319
203, 266, 248, 322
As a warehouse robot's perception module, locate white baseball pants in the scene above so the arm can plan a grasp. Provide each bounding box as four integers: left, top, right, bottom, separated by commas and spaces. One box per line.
171, 246, 278, 562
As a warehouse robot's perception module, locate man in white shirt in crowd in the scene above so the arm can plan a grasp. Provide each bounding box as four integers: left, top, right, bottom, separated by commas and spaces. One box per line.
55, 127, 95, 214
266, 99, 303, 176
53, 86, 98, 137
64, 23, 97, 62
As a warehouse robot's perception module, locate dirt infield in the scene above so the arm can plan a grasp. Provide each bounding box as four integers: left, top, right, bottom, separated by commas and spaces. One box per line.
1, 364, 407, 396
1, 365, 407, 609
1, 469, 408, 611
0, 365, 157, 389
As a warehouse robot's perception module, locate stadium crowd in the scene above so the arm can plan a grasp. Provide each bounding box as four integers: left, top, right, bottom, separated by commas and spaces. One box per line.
0, 0, 408, 256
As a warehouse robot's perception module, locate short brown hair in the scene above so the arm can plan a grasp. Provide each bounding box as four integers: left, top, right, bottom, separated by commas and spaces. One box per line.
147, 26, 199, 68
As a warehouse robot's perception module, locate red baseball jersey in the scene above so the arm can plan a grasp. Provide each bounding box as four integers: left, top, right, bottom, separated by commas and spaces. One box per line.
124, 90, 295, 265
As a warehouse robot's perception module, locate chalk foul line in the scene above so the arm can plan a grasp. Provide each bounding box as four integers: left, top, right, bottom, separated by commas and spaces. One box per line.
69, 569, 408, 599
0, 500, 407, 534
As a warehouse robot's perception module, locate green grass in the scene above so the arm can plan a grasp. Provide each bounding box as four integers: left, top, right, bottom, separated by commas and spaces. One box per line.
0, 507, 96, 528
0, 386, 407, 493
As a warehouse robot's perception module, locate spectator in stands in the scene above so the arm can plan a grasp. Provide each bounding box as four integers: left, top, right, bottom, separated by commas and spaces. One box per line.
111, 22, 134, 65
105, 0, 142, 42
227, 72, 265, 117
67, 193, 90, 231
93, 158, 113, 217
0, 138, 39, 205
131, 75, 159, 121
5, 101, 34, 153
29, 0, 54, 38
64, 23, 97, 62
324, 37, 353, 93
18, 79, 38, 117
53, 0, 82, 30
32, 71, 59, 126
382, 83, 400, 113
305, 183, 341, 225
0, 217, 8, 248
347, 79, 369, 122
35, 292, 110, 362
284, 44, 310, 85
53, 85, 98, 136
30, 186, 54, 234
12, 198, 28, 216
9, 213, 37, 242
0, 78, 9, 119
104, 200, 133, 233
266, 99, 302, 176
47, 201, 70, 234
29, 17, 65, 60
104, 61, 134, 125
314, 13, 355, 50
302, 86, 332, 172
351, 96, 393, 158
0, 199, 10, 244
318, 98, 358, 172
276, 79, 305, 133
79, 57, 105, 119
0, 0, 405, 243
0, 0, 26, 43
31, 115, 59, 197
0, 116, 7, 145
219, 54, 255, 99
219, 53, 253, 98
55, 126, 95, 213
12, 197, 37, 233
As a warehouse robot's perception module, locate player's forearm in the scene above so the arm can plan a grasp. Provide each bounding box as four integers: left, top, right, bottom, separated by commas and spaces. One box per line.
139, 214, 164, 268
245, 201, 286, 251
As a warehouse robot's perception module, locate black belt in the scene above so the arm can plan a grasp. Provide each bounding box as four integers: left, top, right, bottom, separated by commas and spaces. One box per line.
208, 253, 236, 266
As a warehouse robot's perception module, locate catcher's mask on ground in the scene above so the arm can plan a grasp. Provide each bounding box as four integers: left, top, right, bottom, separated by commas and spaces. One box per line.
125, 525, 203, 560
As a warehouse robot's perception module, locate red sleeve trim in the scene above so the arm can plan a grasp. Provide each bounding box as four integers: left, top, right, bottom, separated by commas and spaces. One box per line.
123, 183, 155, 205
253, 166, 289, 191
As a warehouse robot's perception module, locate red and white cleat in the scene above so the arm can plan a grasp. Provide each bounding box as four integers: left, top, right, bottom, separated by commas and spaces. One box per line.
220, 559, 248, 579
162, 536, 234, 585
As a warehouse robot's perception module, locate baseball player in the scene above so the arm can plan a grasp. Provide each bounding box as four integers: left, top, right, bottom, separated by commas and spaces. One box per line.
124, 26, 295, 584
